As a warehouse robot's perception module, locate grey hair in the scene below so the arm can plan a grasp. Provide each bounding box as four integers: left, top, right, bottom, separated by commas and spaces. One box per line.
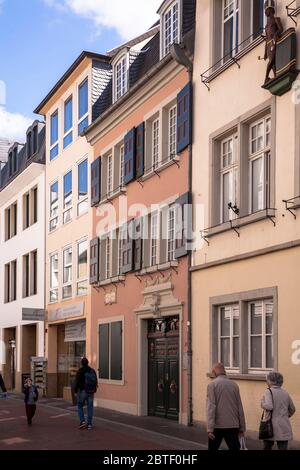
267, 371, 284, 387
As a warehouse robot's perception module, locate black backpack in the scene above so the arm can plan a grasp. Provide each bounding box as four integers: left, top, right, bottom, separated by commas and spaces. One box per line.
84, 369, 98, 394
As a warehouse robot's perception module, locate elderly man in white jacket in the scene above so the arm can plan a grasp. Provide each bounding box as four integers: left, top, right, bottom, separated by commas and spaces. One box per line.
261, 371, 296, 450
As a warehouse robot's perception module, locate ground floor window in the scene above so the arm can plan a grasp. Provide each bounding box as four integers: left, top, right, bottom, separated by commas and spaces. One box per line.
99, 320, 122, 381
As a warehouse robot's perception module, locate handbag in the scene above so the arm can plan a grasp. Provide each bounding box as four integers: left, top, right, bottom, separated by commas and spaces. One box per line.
259, 388, 274, 440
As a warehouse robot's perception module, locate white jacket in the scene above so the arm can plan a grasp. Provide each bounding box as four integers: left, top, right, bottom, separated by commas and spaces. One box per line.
261, 386, 296, 441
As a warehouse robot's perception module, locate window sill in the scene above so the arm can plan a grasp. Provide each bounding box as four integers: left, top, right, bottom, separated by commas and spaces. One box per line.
139, 260, 179, 275
98, 275, 125, 287
100, 187, 126, 205
207, 209, 276, 238
202, 36, 265, 85
142, 157, 180, 182
206, 372, 267, 382
98, 379, 124, 386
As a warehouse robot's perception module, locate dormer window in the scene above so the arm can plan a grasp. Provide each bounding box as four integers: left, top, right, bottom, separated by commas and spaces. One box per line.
33, 125, 38, 154
27, 131, 32, 158
114, 55, 127, 102
161, 0, 180, 58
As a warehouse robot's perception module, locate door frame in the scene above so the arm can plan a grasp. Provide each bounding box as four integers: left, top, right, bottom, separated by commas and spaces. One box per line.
136, 309, 184, 423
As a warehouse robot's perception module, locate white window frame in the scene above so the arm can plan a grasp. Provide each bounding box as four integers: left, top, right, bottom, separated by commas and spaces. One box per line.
167, 206, 176, 261
161, 0, 180, 58
222, 0, 240, 61
77, 158, 88, 217
49, 252, 59, 303
118, 229, 123, 275
168, 105, 177, 159
63, 95, 73, 149
78, 77, 89, 135
107, 154, 113, 196
220, 134, 238, 223
249, 116, 271, 214
248, 299, 274, 372
218, 304, 240, 371
50, 109, 59, 160
105, 236, 111, 279
152, 118, 160, 170
77, 238, 88, 296
62, 246, 72, 299
63, 170, 73, 224
114, 55, 127, 102
150, 212, 158, 266
49, 180, 59, 232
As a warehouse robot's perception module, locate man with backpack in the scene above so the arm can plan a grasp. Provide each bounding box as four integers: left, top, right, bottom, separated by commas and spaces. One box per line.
74, 357, 98, 430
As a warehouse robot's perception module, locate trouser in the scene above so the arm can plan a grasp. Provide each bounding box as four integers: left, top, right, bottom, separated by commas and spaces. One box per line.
25, 404, 36, 424
263, 440, 289, 450
77, 391, 94, 426
208, 428, 241, 451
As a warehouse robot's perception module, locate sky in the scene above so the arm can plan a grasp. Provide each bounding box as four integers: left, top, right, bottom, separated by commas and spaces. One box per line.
0, 0, 161, 141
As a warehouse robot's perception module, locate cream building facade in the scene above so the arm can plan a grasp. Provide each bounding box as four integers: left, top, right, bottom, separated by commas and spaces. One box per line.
192, 0, 300, 441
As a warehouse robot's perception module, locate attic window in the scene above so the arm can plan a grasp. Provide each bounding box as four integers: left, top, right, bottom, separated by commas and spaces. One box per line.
33, 126, 38, 154
114, 55, 127, 102
162, 1, 180, 58
27, 131, 32, 158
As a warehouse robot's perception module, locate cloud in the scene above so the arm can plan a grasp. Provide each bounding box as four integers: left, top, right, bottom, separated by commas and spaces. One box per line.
0, 107, 32, 142
0, 0, 5, 13
43, 0, 162, 40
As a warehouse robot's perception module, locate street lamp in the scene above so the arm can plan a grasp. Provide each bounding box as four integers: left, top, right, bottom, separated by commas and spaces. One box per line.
9, 339, 16, 390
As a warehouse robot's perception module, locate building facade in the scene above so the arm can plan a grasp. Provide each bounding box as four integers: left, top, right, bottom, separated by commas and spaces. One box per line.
85, 0, 195, 424
0, 121, 45, 392
192, 0, 300, 440
35, 52, 111, 399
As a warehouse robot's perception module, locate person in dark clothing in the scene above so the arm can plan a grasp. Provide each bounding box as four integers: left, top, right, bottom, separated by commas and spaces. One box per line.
74, 358, 98, 430
0, 373, 7, 397
23, 377, 39, 425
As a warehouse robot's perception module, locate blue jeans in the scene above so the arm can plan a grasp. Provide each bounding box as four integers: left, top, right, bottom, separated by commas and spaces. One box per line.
77, 391, 94, 426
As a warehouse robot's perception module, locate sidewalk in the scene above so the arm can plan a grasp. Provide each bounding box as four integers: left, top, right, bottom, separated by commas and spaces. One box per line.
6, 393, 276, 450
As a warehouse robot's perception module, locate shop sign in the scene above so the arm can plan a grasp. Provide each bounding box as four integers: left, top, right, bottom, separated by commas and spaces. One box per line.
22, 308, 45, 321
48, 302, 84, 322
64, 321, 86, 342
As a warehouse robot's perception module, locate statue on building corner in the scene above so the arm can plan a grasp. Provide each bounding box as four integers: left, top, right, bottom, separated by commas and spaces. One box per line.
264, 0, 283, 84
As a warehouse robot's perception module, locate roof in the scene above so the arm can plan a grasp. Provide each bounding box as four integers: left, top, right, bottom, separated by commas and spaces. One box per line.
107, 25, 160, 57
34, 51, 110, 115
0, 139, 13, 163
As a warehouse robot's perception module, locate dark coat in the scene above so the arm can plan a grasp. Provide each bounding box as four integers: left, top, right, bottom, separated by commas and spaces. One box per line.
0, 373, 6, 393
23, 384, 39, 404
74, 365, 93, 393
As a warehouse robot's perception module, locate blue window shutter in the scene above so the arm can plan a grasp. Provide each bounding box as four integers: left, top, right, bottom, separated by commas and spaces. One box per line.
135, 123, 145, 179
91, 157, 101, 207
134, 218, 143, 271
176, 82, 192, 154
121, 221, 134, 274
175, 192, 192, 259
89, 238, 99, 284
124, 128, 136, 185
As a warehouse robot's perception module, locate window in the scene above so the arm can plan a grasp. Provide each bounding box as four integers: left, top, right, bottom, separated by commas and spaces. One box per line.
12, 148, 18, 174
163, 1, 179, 57
167, 206, 176, 261
50, 181, 59, 232
78, 159, 88, 216
23, 250, 37, 298
4, 260, 17, 303
107, 154, 113, 196
249, 300, 273, 370
150, 212, 158, 266
77, 239, 88, 296
249, 116, 271, 213
50, 253, 58, 303
223, 0, 239, 60
23, 187, 38, 230
105, 237, 111, 279
64, 96, 73, 148
217, 305, 240, 369
252, 0, 265, 39
63, 246, 72, 299
152, 119, 160, 170
27, 131, 32, 158
119, 145, 125, 187
115, 56, 127, 101
50, 110, 59, 160
118, 229, 123, 275
169, 105, 177, 159
63, 171, 72, 224
220, 134, 238, 223
5, 202, 17, 240
99, 321, 123, 381
33, 126, 38, 154
78, 78, 88, 135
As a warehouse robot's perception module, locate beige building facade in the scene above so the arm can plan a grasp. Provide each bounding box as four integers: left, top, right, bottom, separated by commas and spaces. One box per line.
192, 0, 300, 441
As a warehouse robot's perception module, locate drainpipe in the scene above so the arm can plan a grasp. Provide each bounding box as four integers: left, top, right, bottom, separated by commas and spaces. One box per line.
170, 44, 193, 426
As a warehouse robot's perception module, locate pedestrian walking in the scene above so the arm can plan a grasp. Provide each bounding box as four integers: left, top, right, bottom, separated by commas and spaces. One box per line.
0, 373, 7, 397
207, 363, 246, 451
23, 377, 39, 425
74, 358, 98, 430
261, 371, 296, 450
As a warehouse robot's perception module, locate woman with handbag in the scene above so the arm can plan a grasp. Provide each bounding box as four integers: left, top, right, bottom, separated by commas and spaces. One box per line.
260, 371, 296, 450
